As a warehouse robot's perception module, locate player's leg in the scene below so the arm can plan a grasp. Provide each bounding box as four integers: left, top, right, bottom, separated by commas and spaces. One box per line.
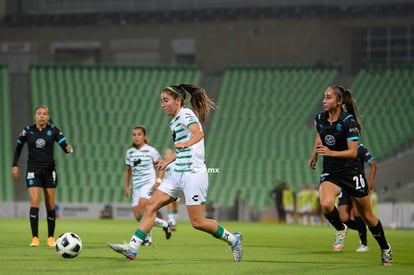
184, 172, 243, 262
43, 170, 58, 247
167, 200, 179, 231
28, 186, 41, 247
107, 189, 174, 259
319, 181, 348, 251
348, 203, 368, 251
353, 196, 392, 265
186, 204, 242, 262
44, 187, 57, 247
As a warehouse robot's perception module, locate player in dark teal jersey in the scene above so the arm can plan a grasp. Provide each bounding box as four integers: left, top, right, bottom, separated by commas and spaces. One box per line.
12, 105, 73, 248
309, 85, 392, 266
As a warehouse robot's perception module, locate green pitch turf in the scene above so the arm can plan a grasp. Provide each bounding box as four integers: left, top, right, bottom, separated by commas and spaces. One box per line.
0, 219, 412, 274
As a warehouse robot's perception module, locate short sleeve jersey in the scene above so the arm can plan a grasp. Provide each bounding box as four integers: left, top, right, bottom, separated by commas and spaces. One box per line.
170, 107, 205, 173
125, 144, 161, 189
16, 124, 67, 170
315, 111, 360, 173
357, 144, 375, 171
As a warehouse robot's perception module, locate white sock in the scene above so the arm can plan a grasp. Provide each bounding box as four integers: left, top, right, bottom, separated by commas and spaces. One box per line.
129, 235, 143, 250
154, 217, 168, 228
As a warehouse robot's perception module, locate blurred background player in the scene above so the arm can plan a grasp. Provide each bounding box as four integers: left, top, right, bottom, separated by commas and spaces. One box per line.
282, 183, 295, 224
11, 105, 73, 247
124, 126, 171, 246
270, 180, 286, 223
108, 84, 243, 262
164, 148, 179, 231
337, 143, 377, 252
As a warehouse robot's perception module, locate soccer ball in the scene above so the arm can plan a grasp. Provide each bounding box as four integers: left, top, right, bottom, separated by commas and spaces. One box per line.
55, 232, 82, 258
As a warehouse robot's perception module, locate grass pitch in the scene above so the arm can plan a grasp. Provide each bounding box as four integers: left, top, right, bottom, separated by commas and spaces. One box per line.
0, 218, 413, 274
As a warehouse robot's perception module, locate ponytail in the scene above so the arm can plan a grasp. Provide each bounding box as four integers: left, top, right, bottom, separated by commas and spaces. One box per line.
332, 85, 362, 133
164, 84, 217, 123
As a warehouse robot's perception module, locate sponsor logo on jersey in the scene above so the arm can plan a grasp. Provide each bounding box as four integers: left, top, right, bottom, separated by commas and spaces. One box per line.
36, 138, 46, 148
324, 134, 335, 146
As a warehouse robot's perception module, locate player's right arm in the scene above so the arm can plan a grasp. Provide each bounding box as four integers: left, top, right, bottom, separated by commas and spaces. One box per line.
308, 133, 321, 169
11, 128, 27, 180
124, 166, 132, 198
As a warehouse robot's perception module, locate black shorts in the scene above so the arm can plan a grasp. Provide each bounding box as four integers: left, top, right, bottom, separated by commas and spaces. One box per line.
319, 169, 369, 198
26, 168, 58, 189
337, 190, 352, 206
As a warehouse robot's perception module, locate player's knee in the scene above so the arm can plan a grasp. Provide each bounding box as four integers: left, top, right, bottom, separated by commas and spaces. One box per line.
190, 219, 204, 230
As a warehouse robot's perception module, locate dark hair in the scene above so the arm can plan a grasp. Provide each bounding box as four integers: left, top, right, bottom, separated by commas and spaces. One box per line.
131, 126, 149, 146
164, 84, 217, 123
331, 85, 362, 133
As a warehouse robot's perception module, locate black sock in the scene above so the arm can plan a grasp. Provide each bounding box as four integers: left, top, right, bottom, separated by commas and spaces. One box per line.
355, 216, 367, 246
368, 220, 389, 250
345, 216, 367, 246
29, 207, 39, 237
324, 207, 345, 231
47, 209, 56, 237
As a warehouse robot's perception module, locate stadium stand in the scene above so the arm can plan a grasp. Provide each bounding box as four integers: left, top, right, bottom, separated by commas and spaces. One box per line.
350, 64, 414, 160
206, 66, 338, 209
29, 64, 201, 203
0, 64, 13, 201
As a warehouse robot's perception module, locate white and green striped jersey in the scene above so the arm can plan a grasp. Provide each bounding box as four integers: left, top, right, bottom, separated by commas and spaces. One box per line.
170, 107, 205, 173
125, 144, 161, 190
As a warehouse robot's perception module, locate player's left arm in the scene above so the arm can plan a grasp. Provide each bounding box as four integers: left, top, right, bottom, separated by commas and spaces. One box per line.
367, 159, 377, 191
175, 123, 204, 149
55, 127, 73, 153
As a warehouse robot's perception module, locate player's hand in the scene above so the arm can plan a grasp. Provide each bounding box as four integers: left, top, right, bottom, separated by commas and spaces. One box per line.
66, 145, 74, 153
11, 166, 19, 180
124, 186, 130, 198
315, 145, 331, 156
155, 160, 168, 170
175, 142, 187, 150
308, 158, 317, 170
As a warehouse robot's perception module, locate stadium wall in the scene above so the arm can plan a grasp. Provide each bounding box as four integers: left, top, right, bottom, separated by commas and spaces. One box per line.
1, 16, 413, 71
1, 202, 413, 229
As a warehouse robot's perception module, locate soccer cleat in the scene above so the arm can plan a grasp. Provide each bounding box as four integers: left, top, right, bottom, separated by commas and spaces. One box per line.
231, 232, 243, 262
142, 240, 152, 246
163, 225, 172, 239
381, 243, 392, 266
355, 244, 368, 252
47, 237, 56, 247
107, 242, 137, 260
333, 224, 348, 252
30, 237, 40, 247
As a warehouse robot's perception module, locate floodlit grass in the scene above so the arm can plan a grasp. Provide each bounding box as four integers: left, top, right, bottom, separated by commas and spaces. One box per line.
0, 219, 412, 274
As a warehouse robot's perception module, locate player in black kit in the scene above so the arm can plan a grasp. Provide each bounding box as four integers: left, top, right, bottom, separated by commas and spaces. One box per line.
12, 105, 73, 247
308, 85, 392, 266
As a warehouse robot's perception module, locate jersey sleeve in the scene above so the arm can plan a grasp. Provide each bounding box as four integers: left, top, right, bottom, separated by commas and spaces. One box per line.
358, 145, 375, 164
182, 109, 200, 128
12, 126, 29, 166
125, 149, 131, 166
151, 148, 161, 163
314, 113, 322, 133
53, 125, 71, 153
342, 114, 359, 141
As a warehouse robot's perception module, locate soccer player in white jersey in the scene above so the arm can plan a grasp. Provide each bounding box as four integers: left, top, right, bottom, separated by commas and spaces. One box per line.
124, 126, 171, 245
108, 84, 243, 262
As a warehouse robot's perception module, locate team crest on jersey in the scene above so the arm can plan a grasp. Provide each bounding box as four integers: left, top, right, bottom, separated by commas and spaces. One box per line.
324, 135, 336, 146
47, 130, 52, 136
336, 124, 343, 131
36, 138, 46, 148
